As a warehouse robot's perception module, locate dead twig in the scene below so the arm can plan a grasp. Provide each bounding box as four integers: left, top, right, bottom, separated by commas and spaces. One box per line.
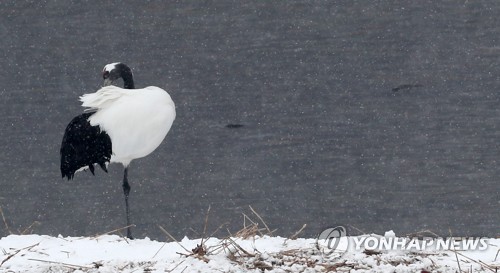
249, 205, 273, 235
1, 243, 39, 267
201, 205, 211, 245
347, 224, 366, 236
405, 229, 440, 239
225, 237, 254, 257
158, 225, 191, 254
319, 260, 356, 271
454, 251, 462, 273
241, 213, 264, 237
0, 207, 12, 235
450, 249, 496, 273
90, 225, 136, 240
28, 258, 93, 270
152, 241, 168, 259
208, 222, 228, 240
20, 221, 41, 235
158, 225, 209, 262
234, 220, 262, 239
287, 224, 307, 241
175, 251, 209, 263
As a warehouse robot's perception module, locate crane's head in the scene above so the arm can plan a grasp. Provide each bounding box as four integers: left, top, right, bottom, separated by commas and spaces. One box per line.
102, 62, 134, 89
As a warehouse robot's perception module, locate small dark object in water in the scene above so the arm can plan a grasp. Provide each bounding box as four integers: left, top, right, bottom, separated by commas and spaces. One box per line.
392, 84, 423, 92
226, 124, 244, 128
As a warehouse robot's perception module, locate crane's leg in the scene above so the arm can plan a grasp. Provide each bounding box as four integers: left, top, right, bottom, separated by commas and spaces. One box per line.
123, 167, 133, 239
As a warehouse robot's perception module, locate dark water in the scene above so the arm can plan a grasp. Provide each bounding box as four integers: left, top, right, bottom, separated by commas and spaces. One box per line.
0, 1, 498, 240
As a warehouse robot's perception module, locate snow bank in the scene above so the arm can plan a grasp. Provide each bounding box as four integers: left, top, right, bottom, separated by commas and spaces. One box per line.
0, 234, 498, 272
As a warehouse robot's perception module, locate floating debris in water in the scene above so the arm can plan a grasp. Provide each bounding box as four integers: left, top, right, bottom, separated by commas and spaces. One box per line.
226, 124, 244, 129
392, 84, 423, 92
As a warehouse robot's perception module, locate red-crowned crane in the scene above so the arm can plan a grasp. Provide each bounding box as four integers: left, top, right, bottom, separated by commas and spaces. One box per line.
60, 63, 176, 239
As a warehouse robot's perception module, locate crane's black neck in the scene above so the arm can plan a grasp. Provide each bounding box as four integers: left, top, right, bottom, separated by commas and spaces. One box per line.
121, 68, 135, 89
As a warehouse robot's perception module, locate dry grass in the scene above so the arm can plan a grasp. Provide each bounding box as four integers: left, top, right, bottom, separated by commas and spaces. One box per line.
1, 242, 39, 267
154, 206, 335, 271
91, 225, 135, 241
153, 208, 499, 273
0, 207, 11, 234
0, 206, 40, 236
2, 205, 498, 272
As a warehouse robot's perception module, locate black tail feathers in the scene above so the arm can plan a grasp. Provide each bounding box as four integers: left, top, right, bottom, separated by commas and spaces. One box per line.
60, 112, 112, 180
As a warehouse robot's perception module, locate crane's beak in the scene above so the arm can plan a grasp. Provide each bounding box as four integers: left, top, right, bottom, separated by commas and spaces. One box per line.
103, 78, 113, 87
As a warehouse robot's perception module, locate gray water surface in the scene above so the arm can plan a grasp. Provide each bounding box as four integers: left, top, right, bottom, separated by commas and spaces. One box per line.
0, 1, 498, 239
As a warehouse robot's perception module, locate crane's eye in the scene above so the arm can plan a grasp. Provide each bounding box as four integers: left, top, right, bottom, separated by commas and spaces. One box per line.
103, 71, 110, 79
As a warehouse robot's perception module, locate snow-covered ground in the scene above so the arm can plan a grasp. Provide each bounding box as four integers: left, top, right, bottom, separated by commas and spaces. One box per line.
1, 232, 498, 272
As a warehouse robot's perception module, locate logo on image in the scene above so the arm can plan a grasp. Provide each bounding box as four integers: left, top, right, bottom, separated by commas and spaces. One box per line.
316, 226, 348, 259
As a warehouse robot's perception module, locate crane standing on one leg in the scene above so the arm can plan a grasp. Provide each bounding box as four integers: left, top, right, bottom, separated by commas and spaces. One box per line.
60, 63, 176, 239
